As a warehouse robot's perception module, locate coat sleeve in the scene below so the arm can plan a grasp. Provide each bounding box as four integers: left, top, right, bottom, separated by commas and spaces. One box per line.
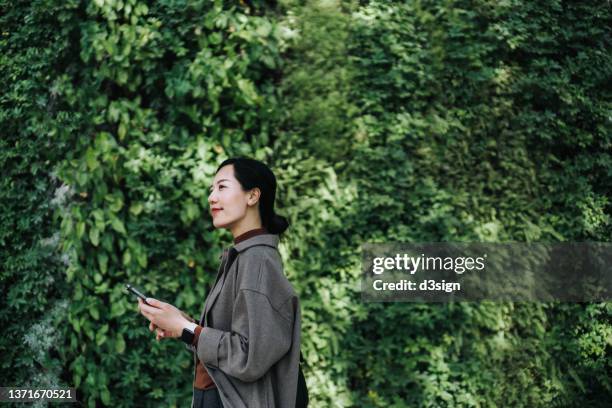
195, 288, 294, 383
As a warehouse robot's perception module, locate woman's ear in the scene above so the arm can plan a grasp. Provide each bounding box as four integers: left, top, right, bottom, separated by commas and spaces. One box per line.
248, 187, 261, 206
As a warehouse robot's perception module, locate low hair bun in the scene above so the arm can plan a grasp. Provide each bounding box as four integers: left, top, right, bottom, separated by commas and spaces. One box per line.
268, 213, 289, 235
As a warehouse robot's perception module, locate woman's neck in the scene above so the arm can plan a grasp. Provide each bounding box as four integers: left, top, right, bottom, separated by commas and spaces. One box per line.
233, 227, 268, 244
230, 220, 264, 240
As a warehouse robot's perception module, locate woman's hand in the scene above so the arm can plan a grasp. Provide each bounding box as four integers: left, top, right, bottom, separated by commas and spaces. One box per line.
138, 298, 190, 338
149, 321, 168, 341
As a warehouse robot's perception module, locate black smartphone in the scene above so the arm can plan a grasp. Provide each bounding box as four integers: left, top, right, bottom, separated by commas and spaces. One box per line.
126, 283, 149, 305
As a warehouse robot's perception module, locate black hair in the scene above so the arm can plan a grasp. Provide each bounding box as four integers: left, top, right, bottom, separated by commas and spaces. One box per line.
216, 157, 289, 235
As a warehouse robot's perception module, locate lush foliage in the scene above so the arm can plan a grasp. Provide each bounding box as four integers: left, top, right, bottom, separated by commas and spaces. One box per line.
0, 1, 77, 404
1, 0, 610, 407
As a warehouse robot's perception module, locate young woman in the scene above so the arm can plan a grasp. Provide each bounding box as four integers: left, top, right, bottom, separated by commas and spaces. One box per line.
138, 157, 307, 408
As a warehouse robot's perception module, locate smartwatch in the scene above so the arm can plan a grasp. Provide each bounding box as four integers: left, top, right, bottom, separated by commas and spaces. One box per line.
180, 326, 195, 345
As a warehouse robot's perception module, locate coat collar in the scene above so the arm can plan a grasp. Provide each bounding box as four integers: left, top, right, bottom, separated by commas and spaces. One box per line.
234, 233, 279, 252
218, 234, 279, 259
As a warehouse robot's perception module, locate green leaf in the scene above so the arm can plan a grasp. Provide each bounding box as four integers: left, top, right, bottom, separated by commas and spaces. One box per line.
71, 317, 80, 332
101, 388, 111, 406
89, 227, 100, 246
94, 282, 109, 294
111, 217, 127, 235
118, 122, 127, 140
115, 335, 126, 354
129, 202, 143, 216
90, 307, 99, 320
236, 78, 259, 105
136, 250, 147, 268
110, 301, 126, 318
98, 252, 108, 274
92, 209, 106, 231
256, 20, 272, 37
76, 221, 86, 239
107, 195, 124, 212
96, 330, 106, 346
85, 147, 99, 170
76, 171, 88, 187
122, 249, 131, 266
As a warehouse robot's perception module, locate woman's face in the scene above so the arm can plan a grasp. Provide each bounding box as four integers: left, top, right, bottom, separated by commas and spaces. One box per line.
208, 164, 251, 230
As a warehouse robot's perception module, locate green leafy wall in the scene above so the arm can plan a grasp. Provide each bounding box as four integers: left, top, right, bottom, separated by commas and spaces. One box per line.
1, 0, 610, 407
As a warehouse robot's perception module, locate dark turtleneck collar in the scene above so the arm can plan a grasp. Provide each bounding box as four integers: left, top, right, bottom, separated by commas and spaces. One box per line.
233, 227, 268, 245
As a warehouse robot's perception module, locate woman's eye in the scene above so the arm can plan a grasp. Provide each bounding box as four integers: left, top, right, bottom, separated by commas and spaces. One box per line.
219, 185, 225, 190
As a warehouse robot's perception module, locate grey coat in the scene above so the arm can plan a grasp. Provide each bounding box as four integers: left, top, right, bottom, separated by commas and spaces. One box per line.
186, 234, 301, 408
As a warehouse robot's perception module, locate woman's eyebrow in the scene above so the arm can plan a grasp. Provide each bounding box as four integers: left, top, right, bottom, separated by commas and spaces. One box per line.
209, 179, 230, 191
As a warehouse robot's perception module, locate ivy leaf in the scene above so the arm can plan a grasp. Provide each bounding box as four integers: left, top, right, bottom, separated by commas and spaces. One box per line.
85, 147, 99, 170
76, 221, 85, 239
89, 227, 100, 246
110, 301, 126, 318
98, 252, 108, 274
118, 122, 127, 140
111, 217, 127, 235
129, 202, 143, 216
100, 388, 111, 405
107, 195, 124, 212
115, 335, 126, 354
136, 250, 147, 268
122, 249, 131, 266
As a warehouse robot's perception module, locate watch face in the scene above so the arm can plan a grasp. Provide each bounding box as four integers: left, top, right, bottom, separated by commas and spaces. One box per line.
181, 328, 195, 344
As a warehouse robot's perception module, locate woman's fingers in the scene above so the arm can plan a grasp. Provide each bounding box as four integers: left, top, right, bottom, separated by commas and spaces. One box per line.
144, 297, 164, 309
138, 298, 159, 322
139, 299, 164, 341
155, 328, 166, 341
138, 298, 148, 317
